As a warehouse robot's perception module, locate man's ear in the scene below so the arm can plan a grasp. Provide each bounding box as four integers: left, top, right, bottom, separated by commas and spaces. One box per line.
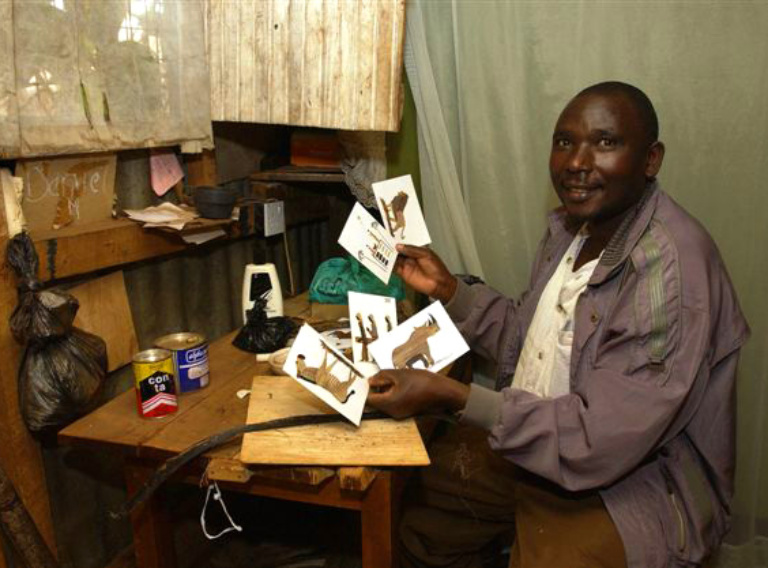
645, 141, 665, 179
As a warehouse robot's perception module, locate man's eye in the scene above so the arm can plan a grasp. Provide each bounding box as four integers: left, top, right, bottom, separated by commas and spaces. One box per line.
598, 137, 616, 147
554, 138, 570, 148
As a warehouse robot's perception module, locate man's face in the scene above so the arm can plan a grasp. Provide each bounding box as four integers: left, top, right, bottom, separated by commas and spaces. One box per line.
549, 92, 663, 228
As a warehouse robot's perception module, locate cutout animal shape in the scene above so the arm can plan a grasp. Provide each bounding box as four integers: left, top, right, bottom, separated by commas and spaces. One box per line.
355, 313, 379, 362
381, 191, 409, 239
391, 316, 440, 369
295, 348, 355, 403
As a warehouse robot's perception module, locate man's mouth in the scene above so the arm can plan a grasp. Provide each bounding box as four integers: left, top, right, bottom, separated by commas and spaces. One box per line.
561, 184, 599, 203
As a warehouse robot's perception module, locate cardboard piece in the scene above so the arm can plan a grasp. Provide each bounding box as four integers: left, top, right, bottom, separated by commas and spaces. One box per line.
338, 202, 398, 284
16, 153, 117, 231
69, 271, 138, 372
369, 301, 469, 373
373, 174, 431, 246
282, 324, 369, 426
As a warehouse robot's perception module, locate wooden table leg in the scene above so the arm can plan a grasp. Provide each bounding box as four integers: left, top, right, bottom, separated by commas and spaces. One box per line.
124, 459, 177, 568
360, 471, 397, 568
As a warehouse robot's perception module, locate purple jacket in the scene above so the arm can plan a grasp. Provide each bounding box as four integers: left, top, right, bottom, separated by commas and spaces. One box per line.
449, 185, 749, 568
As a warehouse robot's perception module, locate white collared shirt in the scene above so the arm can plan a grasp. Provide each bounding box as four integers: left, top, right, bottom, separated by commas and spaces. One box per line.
511, 231, 600, 398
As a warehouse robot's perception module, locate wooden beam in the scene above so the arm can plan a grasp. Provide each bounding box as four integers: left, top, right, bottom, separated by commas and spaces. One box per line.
0, 207, 57, 565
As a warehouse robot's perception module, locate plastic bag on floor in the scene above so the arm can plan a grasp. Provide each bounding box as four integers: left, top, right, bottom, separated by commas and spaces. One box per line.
6, 232, 107, 432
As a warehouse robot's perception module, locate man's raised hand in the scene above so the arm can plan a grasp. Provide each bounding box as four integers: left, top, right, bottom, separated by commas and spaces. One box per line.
395, 245, 458, 303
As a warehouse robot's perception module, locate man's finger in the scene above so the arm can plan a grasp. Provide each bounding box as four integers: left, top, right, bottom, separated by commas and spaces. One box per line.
397, 244, 432, 259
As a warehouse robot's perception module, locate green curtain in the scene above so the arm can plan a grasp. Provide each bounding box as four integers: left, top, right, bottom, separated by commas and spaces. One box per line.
407, 1, 768, 563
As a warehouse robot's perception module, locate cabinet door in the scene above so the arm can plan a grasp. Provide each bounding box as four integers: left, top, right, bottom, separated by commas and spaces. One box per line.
208, 0, 406, 132
5, 0, 213, 158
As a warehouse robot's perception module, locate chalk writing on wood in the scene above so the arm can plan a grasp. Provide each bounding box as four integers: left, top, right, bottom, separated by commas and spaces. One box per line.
16, 153, 116, 231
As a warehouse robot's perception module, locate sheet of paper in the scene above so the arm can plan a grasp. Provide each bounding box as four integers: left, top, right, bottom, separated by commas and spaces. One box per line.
348, 291, 398, 365
369, 301, 469, 373
282, 324, 370, 426
182, 228, 227, 245
149, 149, 184, 197
338, 202, 398, 284
373, 174, 431, 246
124, 202, 198, 230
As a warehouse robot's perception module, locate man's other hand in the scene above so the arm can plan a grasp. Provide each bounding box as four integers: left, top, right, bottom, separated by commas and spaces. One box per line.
395, 245, 458, 303
367, 369, 470, 420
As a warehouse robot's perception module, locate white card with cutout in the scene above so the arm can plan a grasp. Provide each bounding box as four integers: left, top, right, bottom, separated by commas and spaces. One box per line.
373, 175, 431, 246
369, 301, 469, 373
338, 202, 398, 284
348, 291, 398, 366
283, 324, 370, 426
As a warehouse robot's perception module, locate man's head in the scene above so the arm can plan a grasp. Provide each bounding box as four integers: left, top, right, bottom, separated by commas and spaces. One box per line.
549, 81, 665, 232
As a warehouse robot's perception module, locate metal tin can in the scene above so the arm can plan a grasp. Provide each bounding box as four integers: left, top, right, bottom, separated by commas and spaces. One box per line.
154, 332, 210, 393
133, 349, 178, 418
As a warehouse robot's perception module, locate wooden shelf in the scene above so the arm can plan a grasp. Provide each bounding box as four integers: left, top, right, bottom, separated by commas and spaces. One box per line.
250, 165, 345, 183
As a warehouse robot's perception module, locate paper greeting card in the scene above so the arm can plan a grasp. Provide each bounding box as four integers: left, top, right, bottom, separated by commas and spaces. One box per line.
373, 175, 431, 246
348, 291, 398, 365
338, 202, 398, 284
283, 324, 369, 426
369, 301, 469, 373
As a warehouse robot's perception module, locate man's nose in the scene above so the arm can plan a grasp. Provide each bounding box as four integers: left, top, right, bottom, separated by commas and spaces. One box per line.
566, 143, 593, 172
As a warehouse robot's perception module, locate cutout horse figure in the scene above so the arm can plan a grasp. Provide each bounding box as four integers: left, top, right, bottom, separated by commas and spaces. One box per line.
392, 316, 440, 369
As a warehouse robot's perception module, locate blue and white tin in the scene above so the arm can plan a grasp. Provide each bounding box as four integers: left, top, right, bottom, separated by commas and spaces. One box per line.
154, 332, 210, 393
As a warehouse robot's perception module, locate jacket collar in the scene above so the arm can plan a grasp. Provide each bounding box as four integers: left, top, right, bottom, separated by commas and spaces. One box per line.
545, 181, 661, 284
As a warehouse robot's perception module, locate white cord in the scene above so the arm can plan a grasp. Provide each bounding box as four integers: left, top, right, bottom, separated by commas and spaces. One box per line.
282, 230, 296, 297
200, 481, 243, 540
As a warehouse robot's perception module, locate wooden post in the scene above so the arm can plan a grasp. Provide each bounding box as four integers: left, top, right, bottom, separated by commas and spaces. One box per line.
0, 177, 57, 568
360, 471, 396, 568
124, 459, 177, 568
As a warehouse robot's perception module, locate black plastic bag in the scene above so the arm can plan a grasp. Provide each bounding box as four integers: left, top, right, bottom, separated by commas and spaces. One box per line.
6, 232, 107, 432
232, 297, 297, 354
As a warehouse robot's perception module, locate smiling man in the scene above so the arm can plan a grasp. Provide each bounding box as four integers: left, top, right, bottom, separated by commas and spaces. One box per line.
368, 82, 750, 568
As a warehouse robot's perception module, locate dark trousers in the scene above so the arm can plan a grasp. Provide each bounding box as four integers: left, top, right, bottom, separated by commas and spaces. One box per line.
399, 423, 627, 568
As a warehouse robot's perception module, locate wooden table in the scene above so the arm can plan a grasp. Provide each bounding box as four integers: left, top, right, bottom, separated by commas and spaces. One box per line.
58, 330, 426, 568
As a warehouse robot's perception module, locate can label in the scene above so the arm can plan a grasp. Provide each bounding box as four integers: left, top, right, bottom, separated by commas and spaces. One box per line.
133, 352, 178, 418
154, 333, 210, 393
176, 344, 210, 392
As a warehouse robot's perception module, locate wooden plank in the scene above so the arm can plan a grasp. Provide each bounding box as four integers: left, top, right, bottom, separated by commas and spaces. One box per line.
69, 271, 138, 372
240, 376, 430, 466
249, 465, 335, 486
31, 218, 187, 283
0, 228, 57, 560
338, 466, 378, 492
185, 149, 217, 187
249, 166, 345, 183
208, 0, 405, 131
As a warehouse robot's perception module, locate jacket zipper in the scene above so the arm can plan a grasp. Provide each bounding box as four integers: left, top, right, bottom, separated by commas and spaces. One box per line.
669, 491, 687, 553
662, 468, 687, 554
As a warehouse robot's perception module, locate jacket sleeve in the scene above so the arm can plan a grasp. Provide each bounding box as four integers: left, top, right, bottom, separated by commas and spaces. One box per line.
463, 227, 749, 492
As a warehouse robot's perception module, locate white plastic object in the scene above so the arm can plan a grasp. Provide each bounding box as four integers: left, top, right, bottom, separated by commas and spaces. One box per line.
242, 263, 283, 324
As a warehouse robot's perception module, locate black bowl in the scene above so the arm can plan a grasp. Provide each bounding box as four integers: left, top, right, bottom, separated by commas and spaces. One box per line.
193, 186, 237, 219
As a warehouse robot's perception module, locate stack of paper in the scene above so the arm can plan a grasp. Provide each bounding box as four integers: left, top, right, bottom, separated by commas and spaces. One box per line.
124, 202, 199, 231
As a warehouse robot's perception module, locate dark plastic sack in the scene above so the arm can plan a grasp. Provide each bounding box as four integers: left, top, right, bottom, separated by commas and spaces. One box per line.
6, 232, 107, 432
308, 255, 405, 305
232, 297, 297, 354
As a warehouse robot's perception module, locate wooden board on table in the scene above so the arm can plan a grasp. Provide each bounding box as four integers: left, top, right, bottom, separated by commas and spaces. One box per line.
70, 271, 138, 372
240, 376, 430, 467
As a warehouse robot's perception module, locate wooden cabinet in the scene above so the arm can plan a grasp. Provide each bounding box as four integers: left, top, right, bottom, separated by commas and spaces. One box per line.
207, 0, 406, 132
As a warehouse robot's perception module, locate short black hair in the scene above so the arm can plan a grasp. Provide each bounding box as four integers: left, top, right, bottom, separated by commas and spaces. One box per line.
576, 81, 659, 143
